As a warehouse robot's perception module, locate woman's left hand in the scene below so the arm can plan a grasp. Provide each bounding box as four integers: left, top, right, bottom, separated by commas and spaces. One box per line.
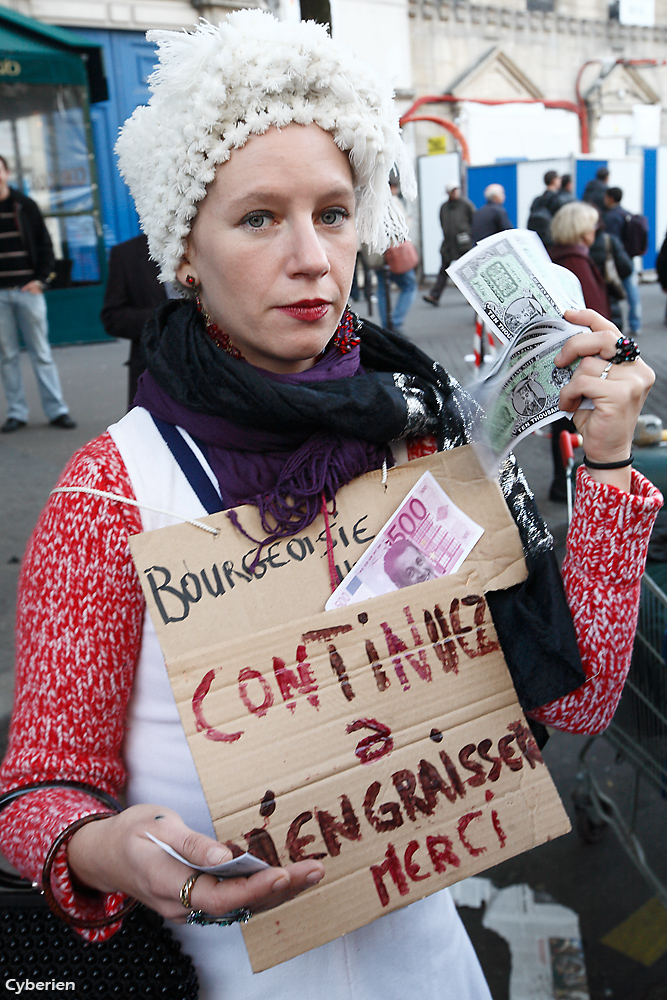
554, 309, 655, 490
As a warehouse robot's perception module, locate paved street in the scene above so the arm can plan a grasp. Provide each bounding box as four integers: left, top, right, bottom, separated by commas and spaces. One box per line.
0, 279, 666, 999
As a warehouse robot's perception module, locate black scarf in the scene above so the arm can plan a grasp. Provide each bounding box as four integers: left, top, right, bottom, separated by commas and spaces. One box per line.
140, 299, 477, 446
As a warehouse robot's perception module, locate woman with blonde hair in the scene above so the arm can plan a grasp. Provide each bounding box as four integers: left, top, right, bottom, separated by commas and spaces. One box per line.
549, 200, 610, 316
0, 12, 660, 1000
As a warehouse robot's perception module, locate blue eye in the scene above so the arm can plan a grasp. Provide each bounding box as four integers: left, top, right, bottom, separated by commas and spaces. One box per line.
241, 211, 271, 229
320, 208, 349, 226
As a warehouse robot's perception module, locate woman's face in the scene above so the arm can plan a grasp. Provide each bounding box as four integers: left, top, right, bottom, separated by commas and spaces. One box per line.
581, 227, 597, 248
177, 123, 358, 373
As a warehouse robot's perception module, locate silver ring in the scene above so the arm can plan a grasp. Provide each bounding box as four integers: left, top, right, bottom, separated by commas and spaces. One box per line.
599, 361, 613, 380
186, 906, 252, 927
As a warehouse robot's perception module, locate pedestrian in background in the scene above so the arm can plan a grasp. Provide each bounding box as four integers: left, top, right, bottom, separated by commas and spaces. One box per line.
375, 178, 417, 333
589, 224, 632, 333
603, 186, 642, 337
423, 182, 474, 306
582, 166, 609, 214
101, 234, 168, 409
526, 170, 561, 247
549, 202, 610, 317
0, 155, 75, 433
469, 183, 511, 364
656, 228, 667, 324
548, 200, 612, 502
554, 173, 575, 209
471, 184, 512, 244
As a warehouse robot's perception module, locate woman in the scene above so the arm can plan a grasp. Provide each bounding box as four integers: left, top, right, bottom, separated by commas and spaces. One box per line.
375, 179, 417, 333
549, 201, 611, 317
0, 13, 660, 1000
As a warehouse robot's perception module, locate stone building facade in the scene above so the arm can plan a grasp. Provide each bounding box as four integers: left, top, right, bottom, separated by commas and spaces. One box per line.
3, 0, 665, 171
406, 0, 667, 158
5, 0, 666, 161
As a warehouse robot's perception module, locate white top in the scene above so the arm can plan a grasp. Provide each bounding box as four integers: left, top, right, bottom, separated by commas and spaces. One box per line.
108, 406, 492, 1000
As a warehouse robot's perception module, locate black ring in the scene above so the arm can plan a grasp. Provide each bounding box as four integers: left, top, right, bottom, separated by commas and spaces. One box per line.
611, 336, 640, 364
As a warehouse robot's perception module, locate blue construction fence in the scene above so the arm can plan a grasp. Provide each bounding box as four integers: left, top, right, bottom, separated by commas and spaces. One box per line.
420, 151, 667, 276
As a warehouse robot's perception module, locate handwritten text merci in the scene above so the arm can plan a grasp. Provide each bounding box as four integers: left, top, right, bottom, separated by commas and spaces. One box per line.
224, 720, 542, 908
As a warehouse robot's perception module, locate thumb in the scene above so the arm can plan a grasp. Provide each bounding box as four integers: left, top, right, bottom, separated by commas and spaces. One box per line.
173, 826, 233, 868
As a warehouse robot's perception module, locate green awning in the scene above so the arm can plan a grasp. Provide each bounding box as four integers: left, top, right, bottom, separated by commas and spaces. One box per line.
0, 7, 107, 101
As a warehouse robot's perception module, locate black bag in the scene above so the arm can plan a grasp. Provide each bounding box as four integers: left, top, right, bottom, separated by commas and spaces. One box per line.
602, 234, 627, 301
527, 191, 558, 247
0, 782, 199, 998
527, 205, 553, 247
621, 212, 649, 257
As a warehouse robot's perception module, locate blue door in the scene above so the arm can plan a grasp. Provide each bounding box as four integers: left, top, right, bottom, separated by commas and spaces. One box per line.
72, 28, 157, 250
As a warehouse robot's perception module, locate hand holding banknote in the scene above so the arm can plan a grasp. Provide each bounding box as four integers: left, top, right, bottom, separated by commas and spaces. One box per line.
553, 308, 654, 491
447, 230, 654, 473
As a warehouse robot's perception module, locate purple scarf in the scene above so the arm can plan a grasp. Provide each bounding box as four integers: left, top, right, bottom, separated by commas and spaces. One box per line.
134, 340, 392, 538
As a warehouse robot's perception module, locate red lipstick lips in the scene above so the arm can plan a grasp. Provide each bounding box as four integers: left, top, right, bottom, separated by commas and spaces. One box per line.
278, 299, 330, 322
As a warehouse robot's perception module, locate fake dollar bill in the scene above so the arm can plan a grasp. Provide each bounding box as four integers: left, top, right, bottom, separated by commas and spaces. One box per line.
479, 335, 582, 459
447, 230, 579, 345
512, 233, 585, 311
447, 230, 591, 461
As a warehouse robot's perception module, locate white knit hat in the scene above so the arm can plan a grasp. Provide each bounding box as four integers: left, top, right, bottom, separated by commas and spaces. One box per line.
116, 11, 416, 283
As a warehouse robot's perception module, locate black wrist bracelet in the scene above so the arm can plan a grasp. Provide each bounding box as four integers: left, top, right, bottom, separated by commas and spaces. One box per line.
583, 454, 633, 470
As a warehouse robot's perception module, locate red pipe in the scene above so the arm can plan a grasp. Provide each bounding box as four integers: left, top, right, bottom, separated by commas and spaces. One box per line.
400, 112, 471, 163
400, 94, 588, 155
401, 60, 667, 161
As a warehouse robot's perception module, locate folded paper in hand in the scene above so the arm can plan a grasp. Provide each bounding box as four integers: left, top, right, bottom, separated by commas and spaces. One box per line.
145, 832, 270, 877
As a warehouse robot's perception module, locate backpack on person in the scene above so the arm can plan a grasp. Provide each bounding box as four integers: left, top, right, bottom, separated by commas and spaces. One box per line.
621, 212, 649, 258
527, 191, 559, 247
527, 205, 553, 246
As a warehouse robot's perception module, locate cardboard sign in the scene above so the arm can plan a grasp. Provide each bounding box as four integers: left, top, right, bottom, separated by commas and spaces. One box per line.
129, 448, 571, 971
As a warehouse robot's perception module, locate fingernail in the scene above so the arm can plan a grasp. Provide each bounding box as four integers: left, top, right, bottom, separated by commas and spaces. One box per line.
206, 846, 229, 865
272, 875, 290, 893
306, 871, 323, 886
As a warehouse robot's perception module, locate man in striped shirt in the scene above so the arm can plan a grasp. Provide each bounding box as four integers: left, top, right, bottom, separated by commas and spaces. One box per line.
0, 155, 75, 432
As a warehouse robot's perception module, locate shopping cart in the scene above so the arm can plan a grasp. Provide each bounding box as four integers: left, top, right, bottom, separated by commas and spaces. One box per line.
565, 429, 667, 907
